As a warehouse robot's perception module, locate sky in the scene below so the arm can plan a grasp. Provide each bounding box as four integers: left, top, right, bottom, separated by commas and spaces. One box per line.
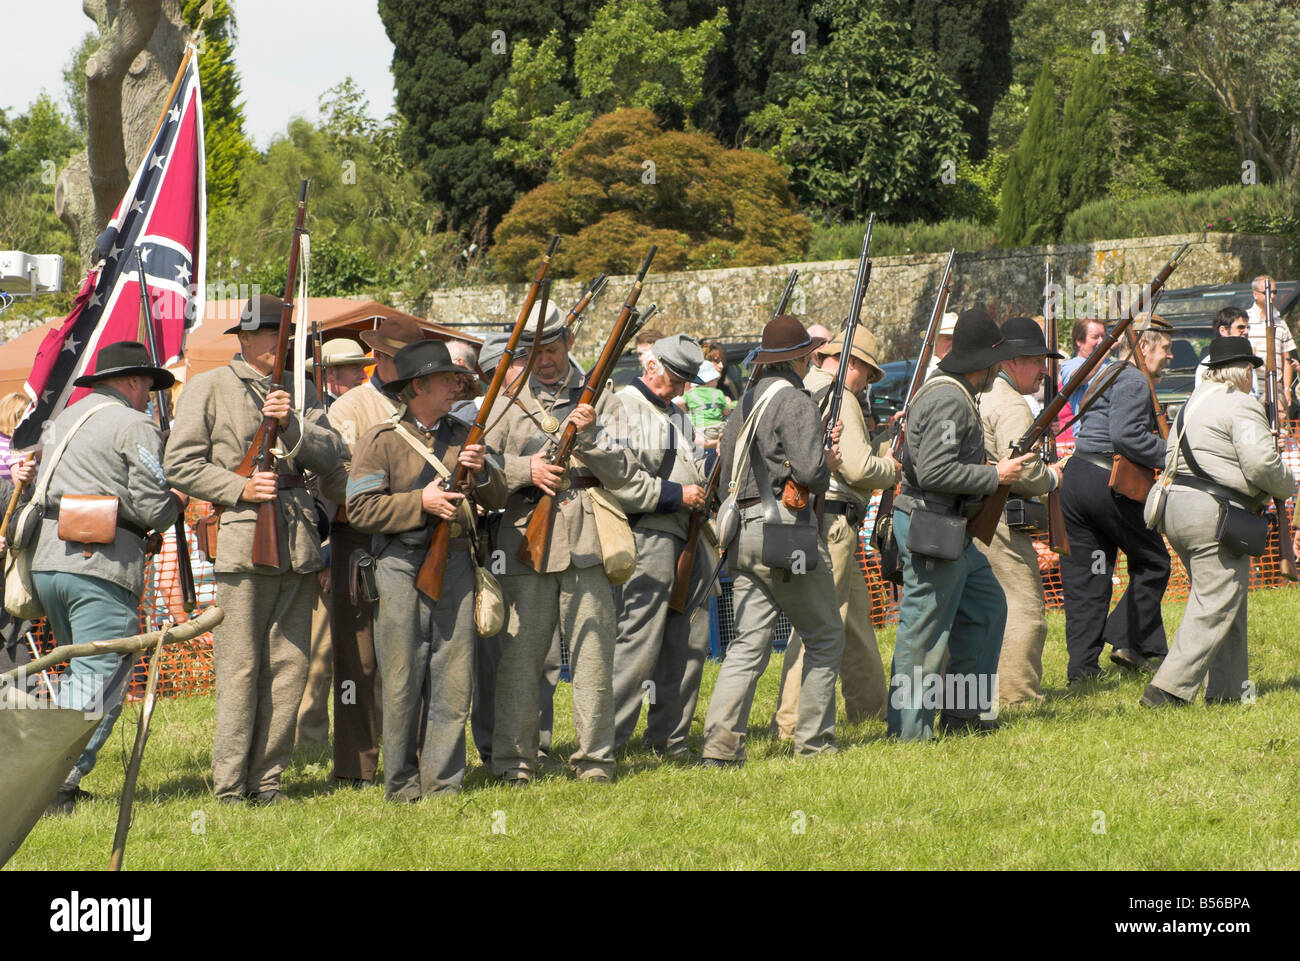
2, 0, 398, 148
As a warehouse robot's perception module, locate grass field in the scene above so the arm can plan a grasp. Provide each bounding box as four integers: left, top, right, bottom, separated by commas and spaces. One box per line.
10, 588, 1300, 871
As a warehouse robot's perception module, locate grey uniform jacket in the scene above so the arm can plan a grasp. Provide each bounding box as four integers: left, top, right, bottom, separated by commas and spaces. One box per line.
716, 369, 830, 504
31, 387, 179, 597
165, 356, 348, 575
484, 366, 635, 576
609, 380, 708, 539
1073, 362, 1166, 469
1167, 381, 1296, 507
895, 373, 998, 512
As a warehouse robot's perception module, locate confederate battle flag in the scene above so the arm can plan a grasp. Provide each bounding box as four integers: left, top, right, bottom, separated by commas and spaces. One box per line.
12, 45, 205, 450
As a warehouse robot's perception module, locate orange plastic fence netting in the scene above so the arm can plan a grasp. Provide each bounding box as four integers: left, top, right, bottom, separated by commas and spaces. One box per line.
855, 426, 1300, 627
25, 427, 1300, 701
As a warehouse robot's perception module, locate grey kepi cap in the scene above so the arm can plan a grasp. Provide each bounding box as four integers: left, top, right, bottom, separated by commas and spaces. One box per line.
653, 333, 706, 383
477, 331, 511, 374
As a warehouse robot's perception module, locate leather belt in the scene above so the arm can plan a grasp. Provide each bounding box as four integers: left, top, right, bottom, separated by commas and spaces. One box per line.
737, 496, 761, 508
899, 485, 960, 509
1075, 451, 1115, 473
570, 476, 600, 490
1171, 474, 1255, 512
820, 499, 855, 516
277, 475, 305, 490
49, 506, 149, 540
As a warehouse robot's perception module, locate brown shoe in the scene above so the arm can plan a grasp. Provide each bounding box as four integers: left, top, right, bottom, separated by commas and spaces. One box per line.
1139, 683, 1188, 708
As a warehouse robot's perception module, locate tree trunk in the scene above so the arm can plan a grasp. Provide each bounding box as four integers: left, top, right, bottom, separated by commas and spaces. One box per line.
54, 0, 186, 269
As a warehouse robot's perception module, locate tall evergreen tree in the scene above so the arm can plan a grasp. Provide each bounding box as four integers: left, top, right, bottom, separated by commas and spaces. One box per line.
909, 0, 1021, 161
182, 0, 253, 211
1053, 55, 1111, 213
378, 0, 593, 241
998, 64, 1060, 245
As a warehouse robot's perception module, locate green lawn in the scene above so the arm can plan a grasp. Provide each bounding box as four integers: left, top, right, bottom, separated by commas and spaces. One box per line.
11, 588, 1300, 870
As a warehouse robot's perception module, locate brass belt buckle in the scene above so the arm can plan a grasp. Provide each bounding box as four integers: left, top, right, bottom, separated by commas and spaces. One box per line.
555, 473, 571, 493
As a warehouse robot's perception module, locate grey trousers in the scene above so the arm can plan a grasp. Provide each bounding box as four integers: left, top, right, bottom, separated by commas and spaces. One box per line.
702, 510, 844, 761
1152, 489, 1252, 703
372, 547, 476, 799
212, 570, 317, 798
473, 627, 560, 763
493, 564, 615, 780
773, 512, 887, 736
612, 528, 711, 752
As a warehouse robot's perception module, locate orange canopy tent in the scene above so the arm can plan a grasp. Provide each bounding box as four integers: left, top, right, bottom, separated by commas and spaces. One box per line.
0, 298, 480, 396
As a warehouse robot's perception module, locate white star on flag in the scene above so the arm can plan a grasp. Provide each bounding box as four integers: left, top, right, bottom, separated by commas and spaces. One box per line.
149, 153, 164, 170
168, 105, 180, 123
175, 263, 192, 284
62, 336, 80, 354
88, 291, 103, 308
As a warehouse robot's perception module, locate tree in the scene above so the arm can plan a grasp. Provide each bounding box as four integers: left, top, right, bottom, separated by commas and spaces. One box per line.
486, 1, 728, 177
573, 0, 728, 116
692, 0, 821, 146
55, 0, 188, 264
1155, 0, 1300, 189
1053, 55, 1110, 211
486, 33, 593, 174
182, 0, 254, 211
998, 65, 1061, 245
492, 108, 810, 281
0, 95, 83, 186
909, 0, 1020, 161
62, 32, 100, 135
378, 0, 594, 241
747, 0, 971, 223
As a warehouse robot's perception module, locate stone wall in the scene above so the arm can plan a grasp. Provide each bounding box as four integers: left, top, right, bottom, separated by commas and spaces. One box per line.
416, 232, 1292, 360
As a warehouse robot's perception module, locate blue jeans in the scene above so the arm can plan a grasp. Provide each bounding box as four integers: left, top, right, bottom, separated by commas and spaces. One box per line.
34, 571, 140, 782
886, 508, 1007, 741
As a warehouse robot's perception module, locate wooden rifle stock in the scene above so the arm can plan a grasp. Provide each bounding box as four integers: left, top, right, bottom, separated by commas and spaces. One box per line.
968, 244, 1190, 544
1262, 282, 1298, 581
871, 249, 955, 553
246, 179, 310, 568
414, 234, 562, 600
667, 270, 798, 612
518, 246, 658, 572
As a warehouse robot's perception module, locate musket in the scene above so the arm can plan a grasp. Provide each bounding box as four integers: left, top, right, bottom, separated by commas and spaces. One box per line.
813, 215, 875, 521
1043, 261, 1070, 556
668, 268, 799, 613
233, 179, 310, 569
870, 248, 956, 561
414, 234, 561, 601
135, 249, 196, 613
968, 243, 1191, 544
1262, 280, 1298, 581
310, 320, 324, 399
483, 273, 609, 439
517, 246, 658, 571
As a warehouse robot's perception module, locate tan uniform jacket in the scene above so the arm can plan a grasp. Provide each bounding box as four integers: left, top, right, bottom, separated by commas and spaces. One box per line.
484, 365, 635, 575
165, 355, 348, 574
327, 377, 400, 459
978, 373, 1057, 498
346, 407, 507, 539
804, 366, 898, 504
